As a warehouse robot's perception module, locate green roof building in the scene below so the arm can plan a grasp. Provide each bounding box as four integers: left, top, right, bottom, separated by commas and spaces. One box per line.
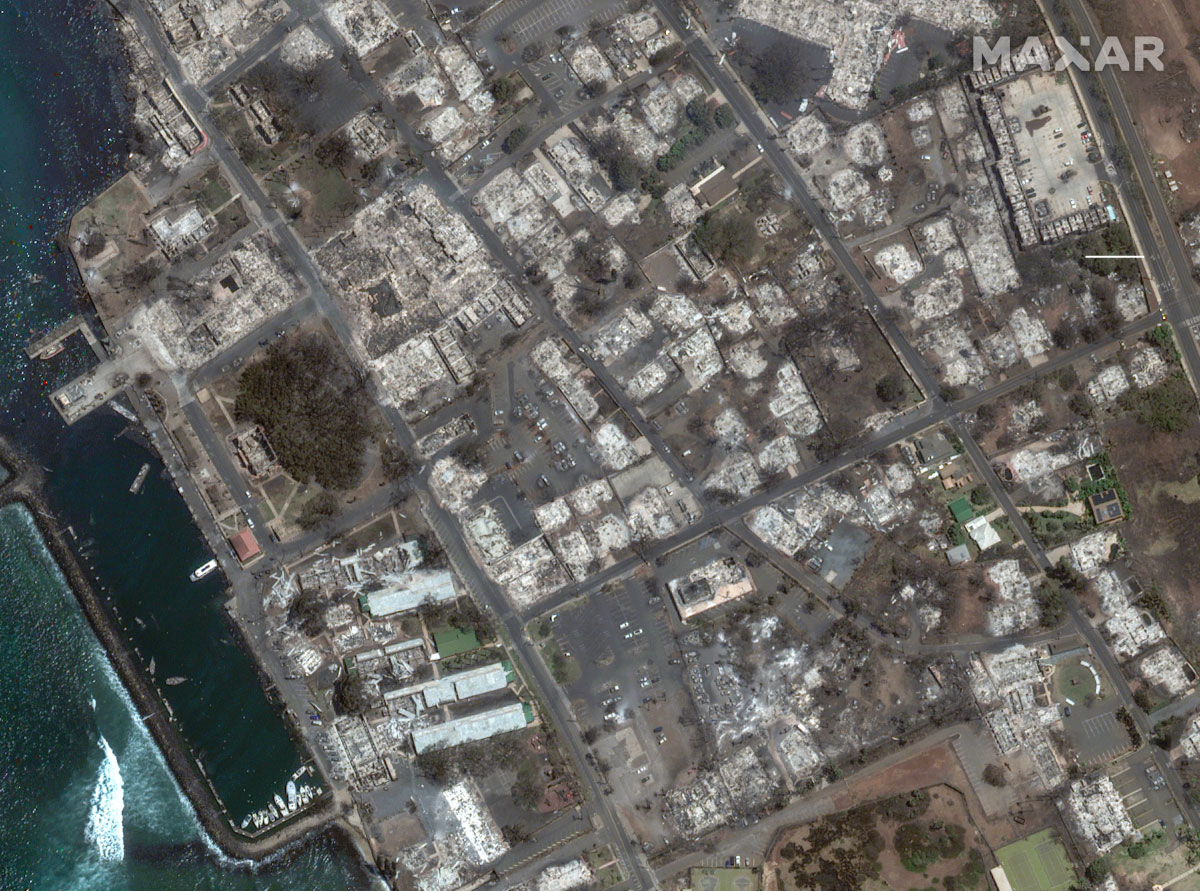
949, 497, 974, 524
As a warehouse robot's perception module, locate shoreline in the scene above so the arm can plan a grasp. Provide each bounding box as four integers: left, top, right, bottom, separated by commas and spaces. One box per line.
0, 437, 355, 862
22, 0, 371, 863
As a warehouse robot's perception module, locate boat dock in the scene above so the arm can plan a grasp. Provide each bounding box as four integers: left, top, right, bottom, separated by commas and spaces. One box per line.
25, 315, 106, 362
46, 347, 155, 425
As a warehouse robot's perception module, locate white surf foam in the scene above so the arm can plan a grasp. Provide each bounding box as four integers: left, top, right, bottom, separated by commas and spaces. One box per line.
84, 735, 125, 861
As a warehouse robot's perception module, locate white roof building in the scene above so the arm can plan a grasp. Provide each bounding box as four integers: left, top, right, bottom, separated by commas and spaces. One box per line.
411, 701, 532, 753
364, 569, 456, 616
965, 515, 1001, 551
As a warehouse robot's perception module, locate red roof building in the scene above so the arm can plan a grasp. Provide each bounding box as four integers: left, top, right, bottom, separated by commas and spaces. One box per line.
230, 527, 261, 563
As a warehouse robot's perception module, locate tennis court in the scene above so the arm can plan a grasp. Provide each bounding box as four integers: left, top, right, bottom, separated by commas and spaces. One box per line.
996, 829, 1076, 890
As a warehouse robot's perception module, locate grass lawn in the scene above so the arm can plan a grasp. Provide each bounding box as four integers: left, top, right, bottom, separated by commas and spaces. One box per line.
595, 863, 625, 889
997, 830, 1076, 891
542, 639, 580, 685
1109, 830, 1190, 889
432, 625, 480, 657
583, 845, 614, 871
583, 845, 623, 888
1056, 658, 1101, 703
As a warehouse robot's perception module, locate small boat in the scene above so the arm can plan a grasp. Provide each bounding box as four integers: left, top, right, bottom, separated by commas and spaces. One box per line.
165, 676, 187, 686
129, 463, 150, 494
37, 342, 64, 359
189, 559, 218, 582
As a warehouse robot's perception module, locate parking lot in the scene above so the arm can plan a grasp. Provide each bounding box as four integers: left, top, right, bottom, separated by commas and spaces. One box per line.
478, 0, 629, 46
486, 360, 606, 501
999, 70, 1102, 223
545, 573, 679, 729
1052, 654, 1129, 765
531, 569, 694, 842
1110, 753, 1184, 834
1071, 710, 1128, 764
525, 55, 590, 112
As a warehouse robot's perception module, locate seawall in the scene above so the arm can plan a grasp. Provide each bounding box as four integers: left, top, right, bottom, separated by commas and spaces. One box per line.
0, 436, 351, 861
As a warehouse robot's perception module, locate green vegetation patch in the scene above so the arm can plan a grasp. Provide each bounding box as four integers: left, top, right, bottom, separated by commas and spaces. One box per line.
894, 820, 966, 874
1027, 509, 1089, 548
944, 848, 986, 891
595, 863, 625, 889
996, 829, 1076, 891
1073, 222, 1139, 279
545, 640, 580, 685
235, 335, 370, 490
1066, 451, 1131, 520
778, 804, 886, 888
1119, 373, 1198, 434
693, 209, 757, 266
656, 97, 722, 172
583, 845, 614, 871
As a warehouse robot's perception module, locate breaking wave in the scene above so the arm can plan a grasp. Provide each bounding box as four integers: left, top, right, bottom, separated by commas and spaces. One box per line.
84, 735, 124, 861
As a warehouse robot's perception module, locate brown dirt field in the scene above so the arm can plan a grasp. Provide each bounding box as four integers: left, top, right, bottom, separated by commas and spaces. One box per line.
1087, 0, 1200, 212
939, 567, 994, 641
1105, 412, 1200, 651
833, 744, 959, 809
833, 739, 1058, 851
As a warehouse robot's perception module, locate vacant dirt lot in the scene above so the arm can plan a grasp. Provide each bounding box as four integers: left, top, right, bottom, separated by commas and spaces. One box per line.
1088, 0, 1200, 212
1105, 410, 1200, 655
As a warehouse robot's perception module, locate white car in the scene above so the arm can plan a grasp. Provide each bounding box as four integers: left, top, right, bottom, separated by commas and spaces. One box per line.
619, 621, 630, 630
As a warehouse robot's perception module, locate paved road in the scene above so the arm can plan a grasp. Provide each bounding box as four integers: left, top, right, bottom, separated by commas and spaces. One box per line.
651, 0, 1200, 833
201, 14, 300, 96
651, 723, 971, 882
117, 0, 655, 883
1056, 0, 1200, 388
1048, 0, 1200, 830
115, 0, 1200, 869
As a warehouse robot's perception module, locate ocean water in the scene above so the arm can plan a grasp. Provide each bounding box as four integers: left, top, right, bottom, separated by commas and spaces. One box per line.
0, 0, 373, 887
0, 504, 372, 889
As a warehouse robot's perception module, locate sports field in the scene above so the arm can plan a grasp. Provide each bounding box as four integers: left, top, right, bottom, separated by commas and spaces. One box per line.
997, 829, 1076, 890
688, 867, 757, 890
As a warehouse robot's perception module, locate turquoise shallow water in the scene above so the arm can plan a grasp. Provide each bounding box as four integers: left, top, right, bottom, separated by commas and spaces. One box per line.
0, 1, 372, 886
